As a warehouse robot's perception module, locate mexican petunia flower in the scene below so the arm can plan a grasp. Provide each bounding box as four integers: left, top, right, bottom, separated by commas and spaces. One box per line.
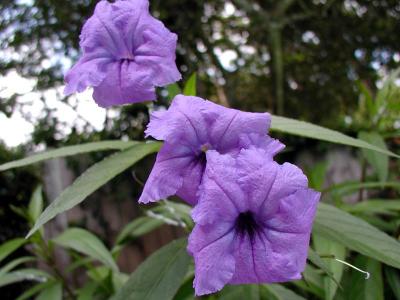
64, 0, 181, 107
188, 146, 320, 296
139, 95, 271, 205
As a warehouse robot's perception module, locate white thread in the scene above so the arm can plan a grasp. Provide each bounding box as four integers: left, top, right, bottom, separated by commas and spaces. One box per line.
335, 258, 370, 279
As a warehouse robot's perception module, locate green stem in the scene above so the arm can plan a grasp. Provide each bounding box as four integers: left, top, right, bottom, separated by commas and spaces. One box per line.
269, 23, 284, 115
35, 235, 75, 299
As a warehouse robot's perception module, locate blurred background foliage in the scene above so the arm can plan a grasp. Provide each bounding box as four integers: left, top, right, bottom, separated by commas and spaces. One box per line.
1, 0, 400, 139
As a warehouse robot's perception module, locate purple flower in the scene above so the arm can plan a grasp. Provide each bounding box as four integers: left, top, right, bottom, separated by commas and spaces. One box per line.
188, 147, 320, 295
64, 0, 181, 107
139, 95, 271, 205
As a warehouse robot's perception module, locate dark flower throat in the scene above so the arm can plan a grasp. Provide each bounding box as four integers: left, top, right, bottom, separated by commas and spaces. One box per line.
235, 211, 260, 238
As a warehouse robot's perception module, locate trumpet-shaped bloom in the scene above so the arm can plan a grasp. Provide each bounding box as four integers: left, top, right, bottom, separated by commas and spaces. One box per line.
139, 95, 271, 205
64, 0, 181, 107
188, 148, 320, 296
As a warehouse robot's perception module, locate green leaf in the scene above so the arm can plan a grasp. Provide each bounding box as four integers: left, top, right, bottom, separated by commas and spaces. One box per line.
115, 217, 164, 245
261, 284, 306, 300
27, 142, 161, 238
173, 276, 195, 300
307, 249, 341, 288
111, 238, 190, 300
342, 199, 400, 215
0, 256, 36, 277
166, 83, 182, 100
298, 264, 324, 298
53, 228, 118, 272
0, 140, 137, 171
313, 234, 346, 300
270, 115, 399, 158
29, 185, 44, 223
36, 281, 62, 300
314, 203, 400, 269
347, 257, 383, 300
306, 161, 327, 191
77, 282, 98, 300
183, 73, 197, 96
16, 282, 53, 300
324, 181, 400, 195
0, 238, 26, 263
149, 200, 193, 229
218, 285, 260, 300
359, 132, 389, 181
385, 267, 400, 300
0, 268, 50, 288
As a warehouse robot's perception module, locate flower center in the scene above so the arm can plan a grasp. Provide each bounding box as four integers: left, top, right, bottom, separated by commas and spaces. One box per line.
235, 211, 260, 238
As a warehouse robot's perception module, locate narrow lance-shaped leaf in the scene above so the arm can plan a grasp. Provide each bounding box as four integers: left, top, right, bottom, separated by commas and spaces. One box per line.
307, 249, 341, 288
27, 142, 161, 238
15, 282, 54, 300
313, 203, 400, 269
183, 73, 197, 96
36, 281, 63, 300
385, 267, 400, 300
115, 217, 164, 245
0, 140, 137, 171
0, 256, 36, 277
111, 238, 190, 300
359, 131, 389, 182
28, 185, 43, 223
323, 181, 400, 195
53, 228, 118, 271
313, 234, 346, 300
261, 284, 307, 300
0, 269, 51, 288
0, 238, 27, 263
347, 257, 383, 300
270, 115, 399, 158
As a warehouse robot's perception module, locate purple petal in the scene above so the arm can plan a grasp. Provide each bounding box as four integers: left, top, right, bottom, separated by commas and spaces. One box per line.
145, 95, 209, 146
266, 188, 320, 234
92, 60, 155, 107
239, 133, 285, 157
188, 221, 236, 296
231, 230, 302, 283
192, 151, 245, 224
138, 142, 192, 204
64, 0, 181, 105
176, 157, 206, 206
200, 102, 271, 153
64, 53, 111, 95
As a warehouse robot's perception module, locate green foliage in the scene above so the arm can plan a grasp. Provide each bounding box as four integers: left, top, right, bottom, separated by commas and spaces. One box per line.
262, 284, 306, 300
385, 267, 400, 300
27, 142, 161, 238
166, 83, 182, 101
0, 268, 51, 288
358, 132, 389, 181
313, 235, 346, 300
112, 238, 190, 300
0, 256, 36, 277
314, 203, 400, 269
28, 185, 43, 224
53, 228, 118, 272
346, 257, 383, 300
270, 115, 398, 158
183, 73, 197, 96
0, 141, 138, 171
115, 216, 164, 245
36, 281, 63, 300
0, 238, 26, 263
